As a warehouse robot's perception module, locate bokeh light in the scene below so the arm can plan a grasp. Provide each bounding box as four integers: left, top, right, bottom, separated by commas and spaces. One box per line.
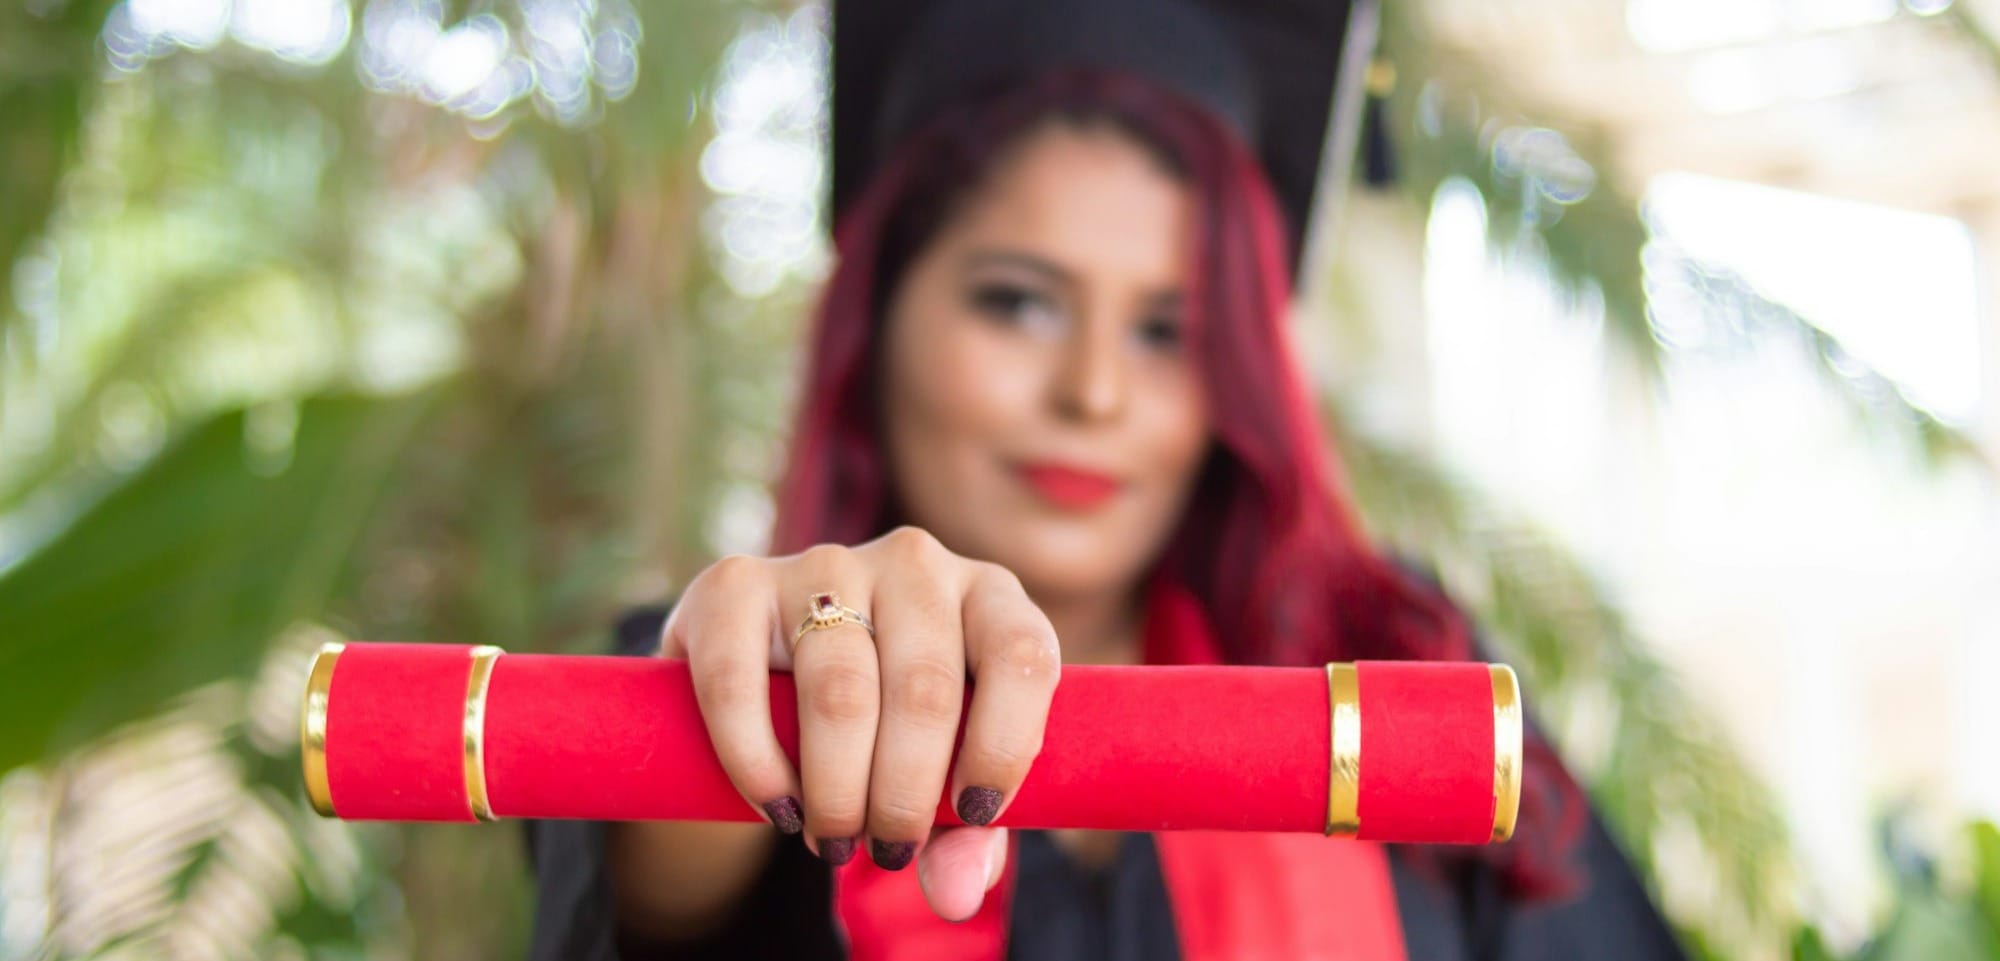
699, 5, 829, 298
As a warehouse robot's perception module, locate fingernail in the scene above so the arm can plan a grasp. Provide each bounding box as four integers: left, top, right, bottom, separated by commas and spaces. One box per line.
762, 796, 804, 835
956, 786, 1004, 827
871, 838, 917, 871
818, 836, 857, 866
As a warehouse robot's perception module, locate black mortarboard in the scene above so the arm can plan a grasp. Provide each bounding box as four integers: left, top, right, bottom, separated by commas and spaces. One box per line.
831, 0, 1393, 285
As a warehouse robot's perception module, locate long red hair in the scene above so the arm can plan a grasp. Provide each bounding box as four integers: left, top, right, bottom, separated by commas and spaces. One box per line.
771, 68, 1582, 898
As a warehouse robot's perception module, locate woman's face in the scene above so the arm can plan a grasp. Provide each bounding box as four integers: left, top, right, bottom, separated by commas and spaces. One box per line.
881, 120, 1211, 607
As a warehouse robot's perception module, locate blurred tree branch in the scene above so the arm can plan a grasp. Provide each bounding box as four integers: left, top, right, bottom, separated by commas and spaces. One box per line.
1377, 1, 1982, 469
1334, 403, 1795, 956
0, 0, 120, 335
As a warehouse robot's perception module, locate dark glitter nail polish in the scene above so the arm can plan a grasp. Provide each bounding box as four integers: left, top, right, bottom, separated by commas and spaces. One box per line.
763, 796, 804, 835
819, 836, 857, 866
871, 838, 917, 871
956, 786, 1004, 826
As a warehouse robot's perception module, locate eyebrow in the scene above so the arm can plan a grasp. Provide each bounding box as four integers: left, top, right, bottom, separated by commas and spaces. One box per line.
962, 249, 1075, 290
961, 248, 1184, 309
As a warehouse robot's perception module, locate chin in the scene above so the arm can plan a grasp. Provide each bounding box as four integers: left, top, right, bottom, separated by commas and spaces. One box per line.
981, 517, 1151, 601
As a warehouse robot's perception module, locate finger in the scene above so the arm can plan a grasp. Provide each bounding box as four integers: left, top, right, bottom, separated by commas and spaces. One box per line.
987, 826, 1008, 890
951, 563, 1060, 828
862, 529, 968, 870
917, 826, 1009, 922
669, 556, 802, 835
784, 544, 880, 863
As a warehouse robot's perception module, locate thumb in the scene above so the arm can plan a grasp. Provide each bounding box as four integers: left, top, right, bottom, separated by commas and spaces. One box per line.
916, 826, 1009, 922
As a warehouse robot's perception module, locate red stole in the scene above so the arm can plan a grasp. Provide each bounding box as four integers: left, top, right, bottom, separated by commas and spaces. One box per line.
832, 581, 1410, 961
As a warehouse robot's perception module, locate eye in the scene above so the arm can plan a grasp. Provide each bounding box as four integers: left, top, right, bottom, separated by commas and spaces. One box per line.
969, 282, 1036, 317
969, 282, 1061, 332
1136, 314, 1184, 351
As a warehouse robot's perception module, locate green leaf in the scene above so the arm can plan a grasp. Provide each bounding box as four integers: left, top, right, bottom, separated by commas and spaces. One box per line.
0, 390, 438, 776
1792, 925, 1839, 961
1970, 821, 2000, 947
1865, 889, 1998, 961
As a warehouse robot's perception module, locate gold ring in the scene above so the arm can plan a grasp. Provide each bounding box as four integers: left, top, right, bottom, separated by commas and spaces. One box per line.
792, 591, 875, 649
1325, 663, 1361, 836
1489, 664, 1523, 843
302, 641, 344, 818
463, 645, 503, 822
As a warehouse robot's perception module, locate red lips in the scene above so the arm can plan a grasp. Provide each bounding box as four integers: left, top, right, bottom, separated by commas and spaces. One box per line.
1015, 462, 1123, 510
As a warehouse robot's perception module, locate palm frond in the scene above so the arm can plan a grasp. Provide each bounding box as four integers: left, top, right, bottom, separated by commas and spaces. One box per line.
0, 626, 405, 961
1335, 404, 1796, 955
1376, 2, 1981, 469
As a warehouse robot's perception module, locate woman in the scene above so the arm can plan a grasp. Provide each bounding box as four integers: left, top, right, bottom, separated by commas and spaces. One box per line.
528, 0, 1686, 958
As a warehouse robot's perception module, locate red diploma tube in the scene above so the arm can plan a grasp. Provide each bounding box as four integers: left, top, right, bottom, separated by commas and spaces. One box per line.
302, 643, 1522, 845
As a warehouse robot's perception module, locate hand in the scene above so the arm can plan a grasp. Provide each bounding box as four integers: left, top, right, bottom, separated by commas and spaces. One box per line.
659, 526, 1062, 921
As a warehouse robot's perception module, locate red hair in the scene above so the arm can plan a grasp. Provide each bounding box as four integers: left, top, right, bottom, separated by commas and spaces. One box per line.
772, 69, 1582, 899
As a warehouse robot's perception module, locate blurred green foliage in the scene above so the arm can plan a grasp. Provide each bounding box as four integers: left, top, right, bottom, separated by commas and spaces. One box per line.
1803, 821, 2000, 961
1, 0, 754, 955
0, 393, 436, 775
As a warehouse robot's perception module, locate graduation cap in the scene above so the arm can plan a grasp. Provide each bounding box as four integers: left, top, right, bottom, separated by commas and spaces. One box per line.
830, 0, 1399, 286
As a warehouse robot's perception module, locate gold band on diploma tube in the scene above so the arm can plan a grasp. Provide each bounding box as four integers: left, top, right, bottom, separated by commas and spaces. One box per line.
302, 642, 344, 818
463, 645, 504, 822
1325, 663, 1361, 836
1489, 664, 1523, 843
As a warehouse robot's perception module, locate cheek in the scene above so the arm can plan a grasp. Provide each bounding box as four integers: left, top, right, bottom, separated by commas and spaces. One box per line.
884, 314, 1039, 481
1135, 367, 1212, 483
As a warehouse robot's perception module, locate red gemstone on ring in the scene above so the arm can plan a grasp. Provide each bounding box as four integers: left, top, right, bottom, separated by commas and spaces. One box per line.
811, 593, 837, 615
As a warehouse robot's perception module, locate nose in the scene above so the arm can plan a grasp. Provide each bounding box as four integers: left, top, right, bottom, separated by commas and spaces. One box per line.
1050, 318, 1127, 423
